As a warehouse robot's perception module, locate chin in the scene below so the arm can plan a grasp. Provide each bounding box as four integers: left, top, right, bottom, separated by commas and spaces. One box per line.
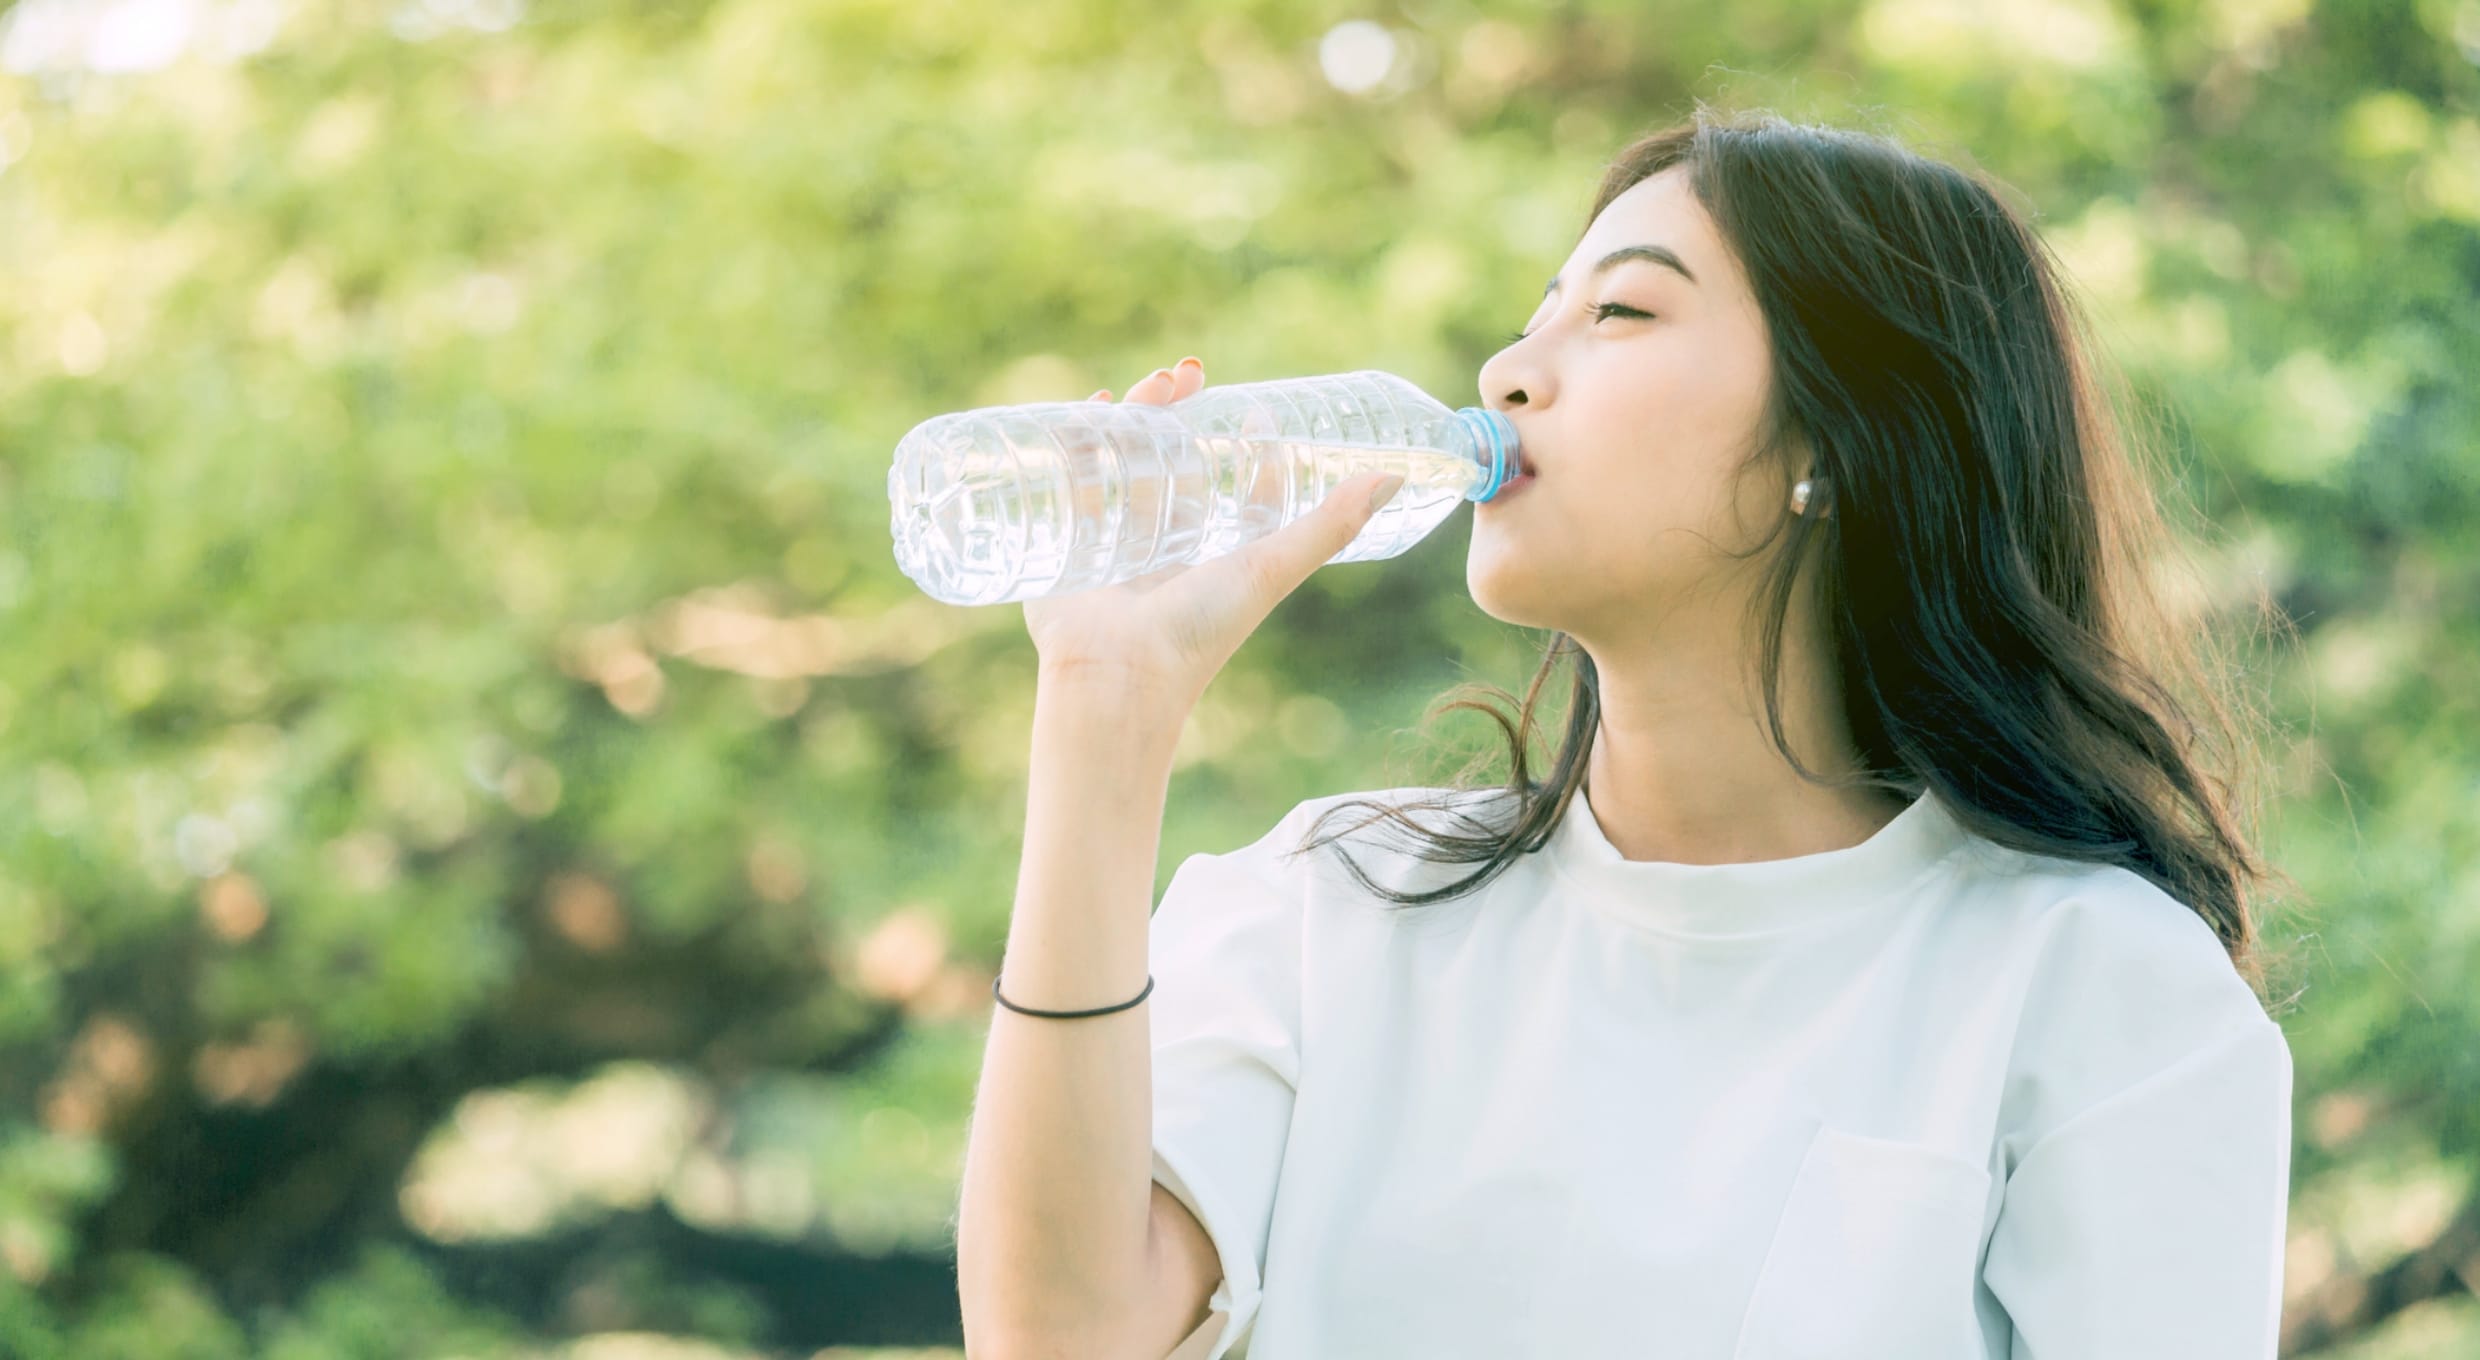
1469, 532, 1659, 640
1465, 544, 1561, 630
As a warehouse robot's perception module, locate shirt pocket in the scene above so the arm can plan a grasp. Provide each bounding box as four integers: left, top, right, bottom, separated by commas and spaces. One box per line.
1730, 1122, 1993, 1360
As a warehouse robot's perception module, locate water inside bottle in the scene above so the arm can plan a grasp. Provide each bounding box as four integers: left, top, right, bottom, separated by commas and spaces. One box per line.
891, 405, 1489, 605
1174, 438, 1483, 559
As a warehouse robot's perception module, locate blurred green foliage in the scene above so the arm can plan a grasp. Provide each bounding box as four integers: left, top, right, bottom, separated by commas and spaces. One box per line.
0, 0, 2474, 1354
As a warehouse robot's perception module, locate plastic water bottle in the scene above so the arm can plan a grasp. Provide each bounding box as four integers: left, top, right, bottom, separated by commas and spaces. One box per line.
886, 369, 1520, 606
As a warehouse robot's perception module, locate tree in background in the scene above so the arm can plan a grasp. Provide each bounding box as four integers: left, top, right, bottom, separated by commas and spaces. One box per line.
0, 0, 2473, 1354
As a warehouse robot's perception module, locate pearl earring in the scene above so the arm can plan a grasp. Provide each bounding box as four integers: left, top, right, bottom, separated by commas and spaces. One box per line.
1791, 479, 1815, 515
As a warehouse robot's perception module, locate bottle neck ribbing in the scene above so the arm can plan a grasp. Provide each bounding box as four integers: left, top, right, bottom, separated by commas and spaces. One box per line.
1451, 407, 1516, 501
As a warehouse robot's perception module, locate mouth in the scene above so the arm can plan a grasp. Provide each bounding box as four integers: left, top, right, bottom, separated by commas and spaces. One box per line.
1484, 461, 1537, 503
1482, 425, 1535, 499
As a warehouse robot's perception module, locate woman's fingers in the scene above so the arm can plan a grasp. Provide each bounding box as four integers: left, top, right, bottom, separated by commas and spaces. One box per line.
1096, 358, 1202, 406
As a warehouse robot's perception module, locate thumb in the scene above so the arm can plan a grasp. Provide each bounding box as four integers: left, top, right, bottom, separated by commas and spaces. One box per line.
1236, 472, 1405, 601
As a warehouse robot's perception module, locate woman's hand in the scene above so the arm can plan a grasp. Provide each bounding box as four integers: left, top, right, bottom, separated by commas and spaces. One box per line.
1022, 356, 1404, 720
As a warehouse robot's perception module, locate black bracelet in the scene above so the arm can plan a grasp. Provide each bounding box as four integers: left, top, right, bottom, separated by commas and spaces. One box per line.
992, 972, 1154, 1019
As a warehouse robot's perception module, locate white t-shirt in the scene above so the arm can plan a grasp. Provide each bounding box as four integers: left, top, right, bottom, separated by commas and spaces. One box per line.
1145, 782, 2292, 1360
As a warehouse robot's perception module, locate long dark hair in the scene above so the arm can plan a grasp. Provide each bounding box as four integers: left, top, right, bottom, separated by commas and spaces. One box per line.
1289, 106, 2303, 1014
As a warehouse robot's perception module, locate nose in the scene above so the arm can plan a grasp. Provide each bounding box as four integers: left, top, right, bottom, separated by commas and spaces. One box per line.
1476, 340, 1550, 480
1478, 343, 1546, 419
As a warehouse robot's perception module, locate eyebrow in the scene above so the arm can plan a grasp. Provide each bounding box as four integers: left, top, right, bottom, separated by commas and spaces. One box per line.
1541, 244, 1698, 298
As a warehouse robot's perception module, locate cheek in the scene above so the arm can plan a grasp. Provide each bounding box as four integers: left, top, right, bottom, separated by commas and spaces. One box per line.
1582, 442, 1734, 540
1465, 358, 1772, 603
1601, 450, 1772, 596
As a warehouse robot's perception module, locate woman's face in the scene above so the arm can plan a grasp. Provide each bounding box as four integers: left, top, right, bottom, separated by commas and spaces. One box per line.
1469, 166, 1794, 646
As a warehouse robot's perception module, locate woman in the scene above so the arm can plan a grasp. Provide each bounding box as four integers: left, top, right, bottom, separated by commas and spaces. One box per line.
957, 107, 2300, 1360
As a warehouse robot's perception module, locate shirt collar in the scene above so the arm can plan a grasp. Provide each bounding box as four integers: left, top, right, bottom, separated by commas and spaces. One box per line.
1548, 780, 1973, 940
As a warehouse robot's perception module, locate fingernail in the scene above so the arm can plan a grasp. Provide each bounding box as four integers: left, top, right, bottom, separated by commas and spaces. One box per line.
1177, 356, 1200, 372
1366, 474, 1406, 513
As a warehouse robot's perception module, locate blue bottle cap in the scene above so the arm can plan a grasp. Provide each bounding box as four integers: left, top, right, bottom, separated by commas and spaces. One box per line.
1452, 407, 1519, 501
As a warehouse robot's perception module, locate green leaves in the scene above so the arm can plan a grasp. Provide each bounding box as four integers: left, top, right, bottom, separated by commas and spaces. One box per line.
0, 0, 2475, 1350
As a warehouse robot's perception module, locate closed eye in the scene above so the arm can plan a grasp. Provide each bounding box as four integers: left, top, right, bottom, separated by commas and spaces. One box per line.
1504, 303, 1652, 345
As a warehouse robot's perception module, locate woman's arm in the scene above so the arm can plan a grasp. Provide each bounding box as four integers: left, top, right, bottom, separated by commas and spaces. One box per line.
955, 671, 1193, 1358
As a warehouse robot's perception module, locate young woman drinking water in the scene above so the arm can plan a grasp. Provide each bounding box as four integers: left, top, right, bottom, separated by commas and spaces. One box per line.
957, 106, 2296, 1360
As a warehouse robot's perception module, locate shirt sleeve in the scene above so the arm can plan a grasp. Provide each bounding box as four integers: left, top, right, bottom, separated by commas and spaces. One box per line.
1145, 801, 1314, 1360
1980, 1018, 2295, 1358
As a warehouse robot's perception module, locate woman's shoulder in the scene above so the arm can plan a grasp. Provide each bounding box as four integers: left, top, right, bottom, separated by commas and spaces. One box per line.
1245, 783, 1536, 910
1951, 839, 2273, 1039
1274, 783, 1520, 854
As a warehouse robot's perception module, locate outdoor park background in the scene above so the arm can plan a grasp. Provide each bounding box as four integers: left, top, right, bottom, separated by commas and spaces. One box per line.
1, 0, 2476, 1355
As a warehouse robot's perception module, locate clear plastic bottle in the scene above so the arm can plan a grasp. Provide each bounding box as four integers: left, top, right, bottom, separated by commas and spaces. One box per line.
887, 369, 1519, 606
